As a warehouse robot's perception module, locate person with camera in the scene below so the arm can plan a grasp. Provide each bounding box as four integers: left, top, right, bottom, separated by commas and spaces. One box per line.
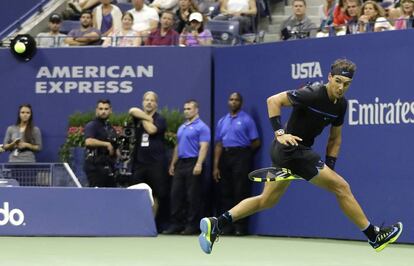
280, 0, 316, 40
83, 99, 118, 187
128, 91, 167, 223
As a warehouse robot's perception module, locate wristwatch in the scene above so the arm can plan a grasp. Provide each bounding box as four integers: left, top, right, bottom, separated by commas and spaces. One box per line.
276, 129, 285, 137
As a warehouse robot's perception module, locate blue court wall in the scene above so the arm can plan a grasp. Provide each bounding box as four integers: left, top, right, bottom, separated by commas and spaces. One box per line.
213, 30, 414, 243
0, 47, 212, 163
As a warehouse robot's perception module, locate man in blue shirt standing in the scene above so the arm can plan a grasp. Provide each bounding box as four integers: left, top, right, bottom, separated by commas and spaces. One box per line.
164, 99, 211, 235
213, 92, 260, 235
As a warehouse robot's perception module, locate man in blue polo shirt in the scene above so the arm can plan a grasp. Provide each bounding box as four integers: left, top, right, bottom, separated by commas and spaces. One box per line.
213, 92, 260, 235
164, 99, 210, 235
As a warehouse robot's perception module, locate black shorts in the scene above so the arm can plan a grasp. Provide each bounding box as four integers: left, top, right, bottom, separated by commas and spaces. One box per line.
270, 140, 324, 181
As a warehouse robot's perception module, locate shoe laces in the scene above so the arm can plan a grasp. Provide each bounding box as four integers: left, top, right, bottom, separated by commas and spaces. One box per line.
376, 223, 394, 242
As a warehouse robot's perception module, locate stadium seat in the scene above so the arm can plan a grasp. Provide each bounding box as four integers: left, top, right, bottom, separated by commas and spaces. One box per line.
206, 20, 240, 45
60, 20, 81, 34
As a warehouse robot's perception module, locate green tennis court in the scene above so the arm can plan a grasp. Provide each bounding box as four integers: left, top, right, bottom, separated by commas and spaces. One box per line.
1, 235, 412, 266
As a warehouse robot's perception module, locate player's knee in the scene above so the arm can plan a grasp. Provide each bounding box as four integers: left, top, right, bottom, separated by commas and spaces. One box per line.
258, 193, 279, 209
334, 178, 351, 197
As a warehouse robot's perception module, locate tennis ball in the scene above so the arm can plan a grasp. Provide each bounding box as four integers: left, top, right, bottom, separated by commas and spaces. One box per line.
14, 42, 26, 54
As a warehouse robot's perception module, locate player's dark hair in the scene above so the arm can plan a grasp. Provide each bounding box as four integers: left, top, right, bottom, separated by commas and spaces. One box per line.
331, 58, 356, 78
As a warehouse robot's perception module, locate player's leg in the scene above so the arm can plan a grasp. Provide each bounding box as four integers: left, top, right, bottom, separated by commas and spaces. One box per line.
229, 178, 291, 220
310, 166, 369, 228
198, 180, 291, 254
310, 165, 402, 251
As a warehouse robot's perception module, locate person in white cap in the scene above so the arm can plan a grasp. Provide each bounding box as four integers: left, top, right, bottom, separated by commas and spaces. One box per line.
179, 12, 212, 46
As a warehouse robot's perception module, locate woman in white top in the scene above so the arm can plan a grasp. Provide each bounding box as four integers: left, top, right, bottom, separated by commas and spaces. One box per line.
358, 1, 393, 32
213, 0, 257, 33
103, 12, 142, 47
93, 0, 123, 36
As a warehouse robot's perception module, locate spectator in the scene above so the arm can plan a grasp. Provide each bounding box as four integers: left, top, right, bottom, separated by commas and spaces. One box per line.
345, 0, 362, 34
318, 0, 336, 30
394, 0, 414, 29
2, 104, 42, 163
280, 0, 316, 40
175, 0, 199, 33
164, 100, 210, 235
103, 12, 142, 46
150, 0, 179, 14
358, 1, 393, 32
36, 13, 67, 47
146, 11, 179, 46
213, 0, 257, 34
179, 12, 212, 46
93, 0, 123, 36
128, 91, 168, 229
333, 0, 351, 26
213, 92, 260, 235
129, 0, 159, 38
64, 10, 101, 46
83, 99, 118, 187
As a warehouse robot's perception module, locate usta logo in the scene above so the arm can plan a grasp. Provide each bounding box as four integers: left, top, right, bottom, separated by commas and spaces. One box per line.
291, 62, 323, 79
0, 202, 25, 226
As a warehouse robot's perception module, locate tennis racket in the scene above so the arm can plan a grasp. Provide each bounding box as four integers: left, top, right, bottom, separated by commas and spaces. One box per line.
248, 167, 303, 182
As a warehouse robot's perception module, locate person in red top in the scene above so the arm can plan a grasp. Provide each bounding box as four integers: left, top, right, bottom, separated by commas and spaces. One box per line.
145, 10, 179, 45
333, 0, 351, 26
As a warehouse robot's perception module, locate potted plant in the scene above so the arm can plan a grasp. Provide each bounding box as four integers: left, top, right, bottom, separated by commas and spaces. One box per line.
159, 106, 185, 149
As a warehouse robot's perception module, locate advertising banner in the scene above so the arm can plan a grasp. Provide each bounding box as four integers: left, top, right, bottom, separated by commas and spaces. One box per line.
0, 187, 156, 236
0, 47, 212, 162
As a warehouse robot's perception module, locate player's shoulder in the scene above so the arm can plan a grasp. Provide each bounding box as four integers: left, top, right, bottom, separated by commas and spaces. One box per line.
306, 81, 325, 91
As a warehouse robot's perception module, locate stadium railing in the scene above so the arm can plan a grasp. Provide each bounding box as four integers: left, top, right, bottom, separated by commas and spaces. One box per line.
0, 163, 82, 188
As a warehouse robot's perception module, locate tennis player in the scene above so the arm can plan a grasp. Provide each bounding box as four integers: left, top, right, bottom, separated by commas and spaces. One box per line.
199, 58, 403, 254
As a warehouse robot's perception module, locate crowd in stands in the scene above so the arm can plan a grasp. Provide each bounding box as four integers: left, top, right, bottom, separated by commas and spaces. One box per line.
34, 0, 414, 46
286, 0, 414, 40
317, 0, 414, 37
35, 0, 252, 47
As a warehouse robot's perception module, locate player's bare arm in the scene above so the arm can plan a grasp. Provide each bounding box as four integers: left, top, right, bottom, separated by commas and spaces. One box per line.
267, 92, 302, 146
326, 125, 342, 158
